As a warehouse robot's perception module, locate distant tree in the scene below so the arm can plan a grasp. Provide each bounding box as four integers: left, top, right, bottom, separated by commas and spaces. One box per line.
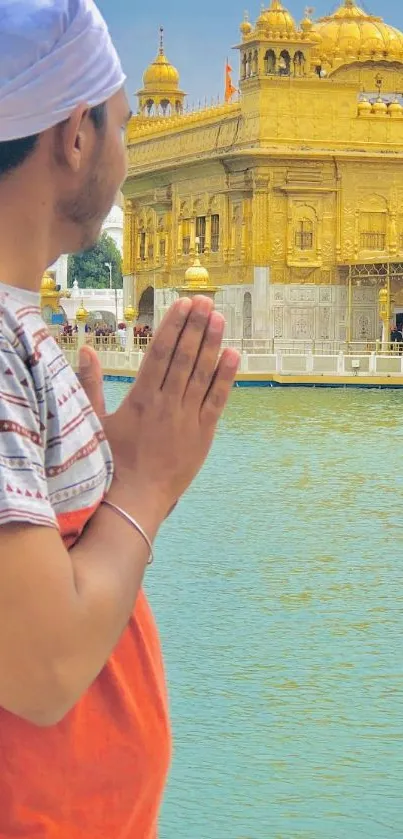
67, 233, 122, 289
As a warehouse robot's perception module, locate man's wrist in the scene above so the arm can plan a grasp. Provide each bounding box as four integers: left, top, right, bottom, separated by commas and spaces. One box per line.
105, 475, 168, 538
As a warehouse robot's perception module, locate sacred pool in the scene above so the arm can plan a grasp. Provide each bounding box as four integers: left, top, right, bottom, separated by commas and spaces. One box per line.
105, 381, 402, 839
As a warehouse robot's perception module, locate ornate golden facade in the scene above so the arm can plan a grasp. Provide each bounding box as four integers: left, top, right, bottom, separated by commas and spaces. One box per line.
123, 0, 403, 342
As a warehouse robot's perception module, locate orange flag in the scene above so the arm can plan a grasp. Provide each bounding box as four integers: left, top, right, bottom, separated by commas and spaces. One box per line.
225, 61, 237, 102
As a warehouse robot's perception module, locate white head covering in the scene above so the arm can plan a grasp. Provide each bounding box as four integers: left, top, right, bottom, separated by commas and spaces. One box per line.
0, 0, 126, 141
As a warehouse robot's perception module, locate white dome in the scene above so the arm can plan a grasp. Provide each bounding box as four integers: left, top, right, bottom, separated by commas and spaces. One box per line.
104, 205, 123, 227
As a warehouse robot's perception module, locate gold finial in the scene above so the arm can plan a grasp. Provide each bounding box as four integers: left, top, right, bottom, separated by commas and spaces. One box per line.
159, 26, 164, 55
240, 9, 253, 36
41, 271, 56, 292
75, 299, 89, 323
124, 304, 137, 323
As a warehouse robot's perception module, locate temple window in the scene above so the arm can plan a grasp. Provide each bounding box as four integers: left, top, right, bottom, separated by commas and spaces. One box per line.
293, 51, 305, 77
295, 219, 313, 250
241, 53, 247, 79
145, 99, 154, 115
196, 216, 206, 252
264, 49, 276, 75
360, 212, 387, 250
147, 241, 154, 261
139, 231, 146, 261
159, 238, 166, 259
160, 99, 171, 115
247, 52, 252, 77
211, 214, 220, 252
252, 50, 258, 75
182, 219, 191, 255
279, 50, 291, 76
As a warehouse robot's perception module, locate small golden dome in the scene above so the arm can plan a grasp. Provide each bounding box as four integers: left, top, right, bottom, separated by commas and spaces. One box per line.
256, 0, 296, 37
388, 100, 403, 117
143, 28, 180, 90
184, 256, 210, 288
124, 304, 137, 323
240, 12, 253, 38
41, 271, 56, 292
75, 302, 89, 323
372, 97, 387, 115
313, 0, 403, 64
358, 97, 372, 114
301, 16, 321, 43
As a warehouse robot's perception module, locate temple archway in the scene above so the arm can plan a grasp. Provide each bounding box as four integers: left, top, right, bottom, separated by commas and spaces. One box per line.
88, 310, 117, 330
138, 286, 154, 327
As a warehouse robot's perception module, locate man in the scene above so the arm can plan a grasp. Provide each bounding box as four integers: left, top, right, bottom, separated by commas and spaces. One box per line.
0, 2, 239, 837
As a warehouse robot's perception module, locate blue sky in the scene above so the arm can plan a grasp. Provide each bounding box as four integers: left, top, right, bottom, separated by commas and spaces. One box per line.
97, 0, 403, 108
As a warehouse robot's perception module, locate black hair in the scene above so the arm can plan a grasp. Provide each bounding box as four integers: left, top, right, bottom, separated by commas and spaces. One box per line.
0, 102, 107, 179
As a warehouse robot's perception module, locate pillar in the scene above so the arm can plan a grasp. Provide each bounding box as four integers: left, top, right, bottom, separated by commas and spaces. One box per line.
123, 198, 135, 310
252, 172, 270, 339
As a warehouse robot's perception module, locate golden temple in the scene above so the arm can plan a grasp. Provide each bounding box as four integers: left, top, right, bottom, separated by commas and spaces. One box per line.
123, 0, 403, 343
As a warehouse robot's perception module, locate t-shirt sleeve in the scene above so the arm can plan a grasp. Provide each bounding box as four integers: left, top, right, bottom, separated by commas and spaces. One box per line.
0, 338, 57, 529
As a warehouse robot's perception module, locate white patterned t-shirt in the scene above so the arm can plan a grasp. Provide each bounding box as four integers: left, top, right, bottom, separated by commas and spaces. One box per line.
0, 282, 113, 540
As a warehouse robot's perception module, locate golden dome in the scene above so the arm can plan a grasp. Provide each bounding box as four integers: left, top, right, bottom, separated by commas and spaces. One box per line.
41, 271, 56, 292
143, 28, 180, 90
372, 97, 387, 114
184, 256, 210, 288
388, 100, 403, 117
75, 302, 89, 323
314, 0, 403, 63
358, 96, 372, 114
124, 304, 137, 323
176, 255, 218, 299
301, 15, 321, 43
240, 12, 253, 39
256, 0, 296, 37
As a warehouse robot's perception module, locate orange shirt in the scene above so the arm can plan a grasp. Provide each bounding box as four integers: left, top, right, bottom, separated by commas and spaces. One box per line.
0, 508, 171, 839
0, 286, 171, 839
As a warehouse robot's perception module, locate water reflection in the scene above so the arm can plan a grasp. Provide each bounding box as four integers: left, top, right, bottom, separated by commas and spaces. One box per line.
105, 385, 403, 839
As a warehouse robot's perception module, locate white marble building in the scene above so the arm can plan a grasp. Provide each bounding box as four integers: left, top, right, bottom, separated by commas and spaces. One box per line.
49, 204, 123, 289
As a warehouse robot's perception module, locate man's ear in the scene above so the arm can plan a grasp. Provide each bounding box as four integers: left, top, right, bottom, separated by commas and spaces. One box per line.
54, 104, 92, 172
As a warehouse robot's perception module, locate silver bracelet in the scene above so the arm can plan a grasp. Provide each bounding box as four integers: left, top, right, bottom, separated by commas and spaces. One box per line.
102, 500, 154, 565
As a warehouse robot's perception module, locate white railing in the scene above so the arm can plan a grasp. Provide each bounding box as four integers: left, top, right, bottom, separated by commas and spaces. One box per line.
61, 346, 403, 379
222, 339, 403, 357
69, 288, 124, 299
57, 334, 402, 357
56, 335, 152, 352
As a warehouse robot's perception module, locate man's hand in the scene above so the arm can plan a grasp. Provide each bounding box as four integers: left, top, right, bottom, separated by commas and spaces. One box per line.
78, 296, 240, 519
78, 344, 106, 420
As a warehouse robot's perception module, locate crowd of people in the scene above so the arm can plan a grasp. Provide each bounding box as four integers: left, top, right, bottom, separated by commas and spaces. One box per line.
60, 320, 153, 346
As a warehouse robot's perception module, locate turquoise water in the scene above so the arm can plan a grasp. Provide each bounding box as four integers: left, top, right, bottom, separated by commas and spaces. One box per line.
105, 384, 403, 839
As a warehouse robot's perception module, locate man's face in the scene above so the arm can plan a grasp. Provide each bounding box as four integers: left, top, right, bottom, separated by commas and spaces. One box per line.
55, 88, 130, 252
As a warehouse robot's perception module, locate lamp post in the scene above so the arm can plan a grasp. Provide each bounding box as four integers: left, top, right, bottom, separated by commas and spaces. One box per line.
105, 261, 118, 331
104, 261, 112, 289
